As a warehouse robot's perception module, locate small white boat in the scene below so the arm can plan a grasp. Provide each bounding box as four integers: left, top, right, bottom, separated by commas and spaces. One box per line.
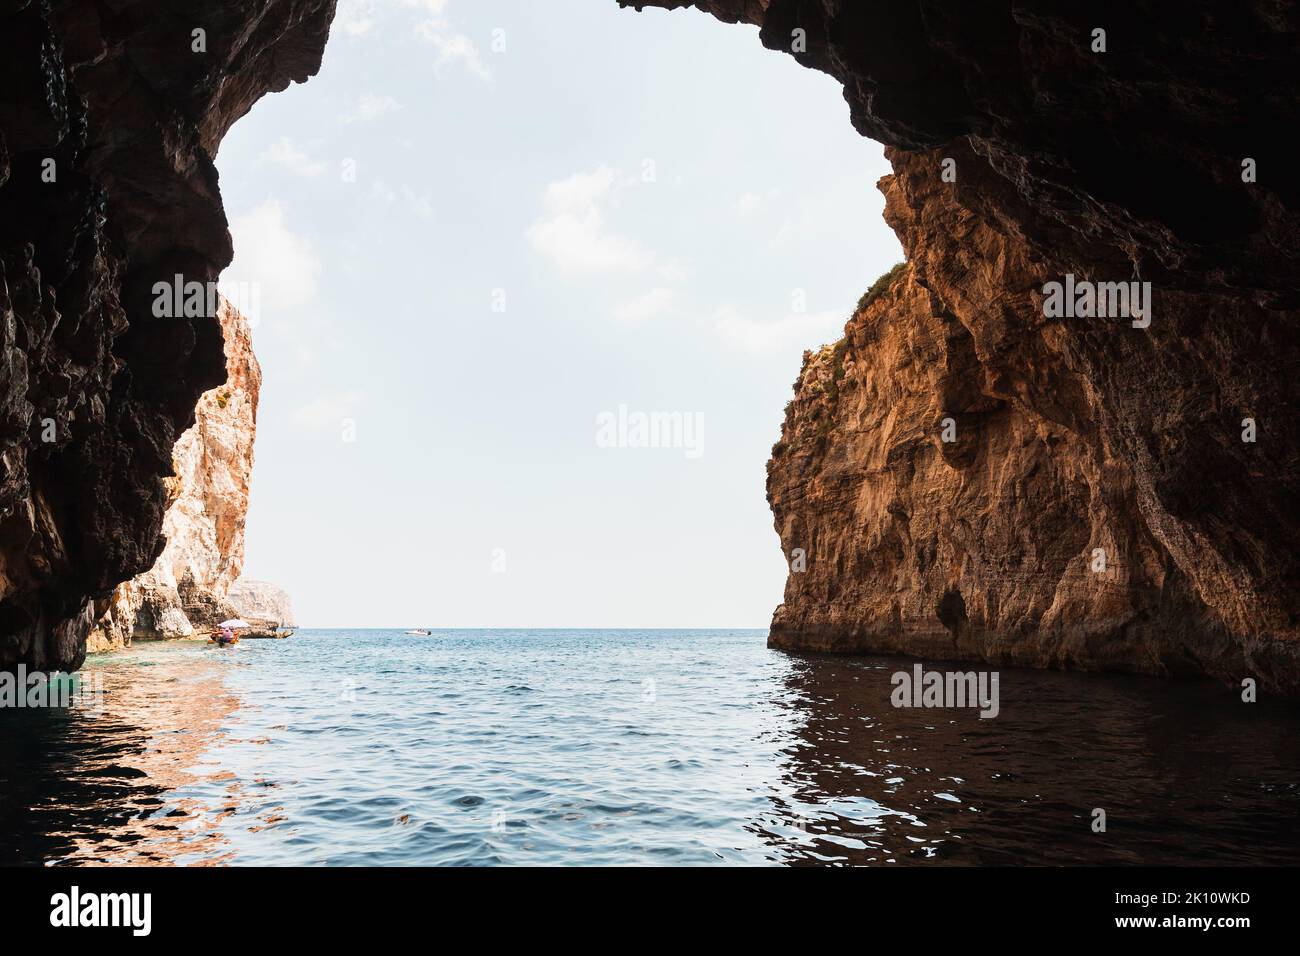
404, 628, 433, 636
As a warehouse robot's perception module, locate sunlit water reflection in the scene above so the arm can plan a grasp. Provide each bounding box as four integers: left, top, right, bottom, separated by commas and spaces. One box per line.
2, 630, 1298, 865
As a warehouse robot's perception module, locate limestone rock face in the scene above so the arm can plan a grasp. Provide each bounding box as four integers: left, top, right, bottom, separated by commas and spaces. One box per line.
764, 132, 1299, 691
226, 579, 296, 631
0, 0, 333, 670
618, 2, 1300, 690
86, 299, 260, 651
767, 246, 1280, 686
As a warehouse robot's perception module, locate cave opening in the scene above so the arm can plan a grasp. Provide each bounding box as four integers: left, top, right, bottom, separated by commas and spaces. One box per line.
203, 1, 904, 633
3, 0, 1298, 692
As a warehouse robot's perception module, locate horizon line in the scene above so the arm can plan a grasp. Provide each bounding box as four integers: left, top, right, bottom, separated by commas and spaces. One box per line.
282, 625, 773, 631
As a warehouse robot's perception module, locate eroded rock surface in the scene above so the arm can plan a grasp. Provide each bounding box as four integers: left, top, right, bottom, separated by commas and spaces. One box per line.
623, 1, 1300, 689
226, 579, 295, 634
0, 0, 333, 670
86, 298, 260, 650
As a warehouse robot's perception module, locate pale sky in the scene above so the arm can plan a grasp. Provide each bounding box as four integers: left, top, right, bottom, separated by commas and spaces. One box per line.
215, 0, 901, 627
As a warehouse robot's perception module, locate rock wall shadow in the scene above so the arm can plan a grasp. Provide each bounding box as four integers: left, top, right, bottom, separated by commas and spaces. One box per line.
756, 652, 1300, 865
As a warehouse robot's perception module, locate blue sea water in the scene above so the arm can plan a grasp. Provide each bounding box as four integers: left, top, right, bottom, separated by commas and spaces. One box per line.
2, 629, 1299, 866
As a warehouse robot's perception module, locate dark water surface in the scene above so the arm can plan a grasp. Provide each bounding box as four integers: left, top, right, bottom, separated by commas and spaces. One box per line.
2, 629, 1298, 865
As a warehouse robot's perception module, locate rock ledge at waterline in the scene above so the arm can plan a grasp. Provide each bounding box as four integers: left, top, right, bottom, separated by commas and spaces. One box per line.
86, 300, 269, 649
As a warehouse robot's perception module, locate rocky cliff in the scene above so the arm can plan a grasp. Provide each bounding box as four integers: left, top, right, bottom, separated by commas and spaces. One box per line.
622, 1, 1299, 690
86, 297, 260, 650
226, 579, 295, 632
0, 0, 332, 671
2, 0, 1298, 688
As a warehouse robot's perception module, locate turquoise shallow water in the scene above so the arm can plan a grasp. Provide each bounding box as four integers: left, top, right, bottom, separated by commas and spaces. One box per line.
2, 629, 1299, 865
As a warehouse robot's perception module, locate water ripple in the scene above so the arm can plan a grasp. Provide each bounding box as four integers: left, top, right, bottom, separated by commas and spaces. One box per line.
2, 629, 1299, 865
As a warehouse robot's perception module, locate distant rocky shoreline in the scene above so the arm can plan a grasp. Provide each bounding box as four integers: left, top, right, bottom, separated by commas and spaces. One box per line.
85, 300, 291, 651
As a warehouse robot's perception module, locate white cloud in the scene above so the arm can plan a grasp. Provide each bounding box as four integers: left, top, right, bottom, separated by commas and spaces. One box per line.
613, 288, 676, 325
221, 200, 321, 326
262, 137, 326, 177
335, 0, 377, 37
712, 305, 847, 355
403, 0, 449, 14
423, 29, 490, 78
365, 180, 431, 218
342, 93, 403, 123
528, 166, 654, 276
657, 258, 689, 283
400, 185, 434, 218
291, 390, 364, 431
369, 179, 398, 204
334, 1, 490, 78
735, 188, 782, 215
407, 0, 491, 79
